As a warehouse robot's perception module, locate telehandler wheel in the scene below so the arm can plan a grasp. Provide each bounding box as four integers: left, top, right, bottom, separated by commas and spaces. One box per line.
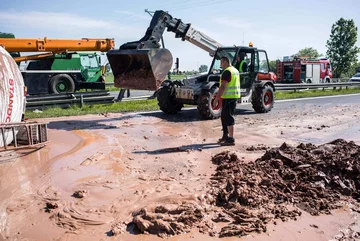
197, 87, 222, 119
49, 74, 76, 94
157, 82, 183, 114
251, 84, 274, 113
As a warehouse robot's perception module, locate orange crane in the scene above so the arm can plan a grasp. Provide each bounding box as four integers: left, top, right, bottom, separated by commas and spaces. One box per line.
0, 37, 115, 62
0, 35, 116, 95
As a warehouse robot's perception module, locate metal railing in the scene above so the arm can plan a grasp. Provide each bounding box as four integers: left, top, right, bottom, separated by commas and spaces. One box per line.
25, 81, 360, 109
274, 81, 360, 91
0, 121, 49, 151
26, 91, 115, 110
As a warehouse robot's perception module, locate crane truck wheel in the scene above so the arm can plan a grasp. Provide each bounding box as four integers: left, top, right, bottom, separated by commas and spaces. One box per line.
251, 85, 274, 113
49, 74, 76, 94
197, 87, 222, 119
157, 81, 183, 114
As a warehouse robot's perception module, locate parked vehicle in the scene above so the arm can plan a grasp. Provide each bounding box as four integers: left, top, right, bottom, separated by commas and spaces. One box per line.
276, 56, 332, 84
349, 73, 360, 82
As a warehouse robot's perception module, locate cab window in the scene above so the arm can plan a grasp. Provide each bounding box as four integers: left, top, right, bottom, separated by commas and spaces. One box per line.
254, 51, 269, 73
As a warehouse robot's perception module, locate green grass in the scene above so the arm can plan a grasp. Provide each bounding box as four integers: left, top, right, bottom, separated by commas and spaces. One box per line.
104, 74, 114, 83
103, 74, 186, 92
171, 74, 186, 80
26, 99, 159, 119
25, 87, 360, 119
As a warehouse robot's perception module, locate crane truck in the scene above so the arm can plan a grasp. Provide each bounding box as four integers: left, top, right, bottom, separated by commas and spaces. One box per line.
0, 33, 114, 95
107, 10, 276, 119
0, 35, 114, 148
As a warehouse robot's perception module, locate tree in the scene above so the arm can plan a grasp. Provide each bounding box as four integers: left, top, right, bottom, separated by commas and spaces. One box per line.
296, 47, 321, 58
326, 18, 360, 78
198, 65, 208, 73
345, 61, 360, 77
269, 60, 277, 73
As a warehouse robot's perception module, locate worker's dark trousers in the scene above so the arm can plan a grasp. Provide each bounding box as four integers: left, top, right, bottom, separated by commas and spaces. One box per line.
221, 99, 237, 137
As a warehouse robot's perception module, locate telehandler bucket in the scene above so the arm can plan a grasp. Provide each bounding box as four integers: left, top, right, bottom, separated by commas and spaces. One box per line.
107, 48, 173, 91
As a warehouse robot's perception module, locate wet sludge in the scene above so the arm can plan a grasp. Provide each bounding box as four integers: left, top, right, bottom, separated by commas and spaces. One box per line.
128, 138, 360, 238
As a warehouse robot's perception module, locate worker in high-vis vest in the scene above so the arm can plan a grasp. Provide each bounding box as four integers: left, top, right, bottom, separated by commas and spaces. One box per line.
235, 52, 248, 73
214, 56, 241, 146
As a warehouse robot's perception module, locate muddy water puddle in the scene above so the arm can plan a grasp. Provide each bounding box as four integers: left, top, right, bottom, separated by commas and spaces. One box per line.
1, 107, 360, 240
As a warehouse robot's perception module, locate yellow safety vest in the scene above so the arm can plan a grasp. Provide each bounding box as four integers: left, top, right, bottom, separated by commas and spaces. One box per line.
239, 60, 245, 73
220, 66, 240, 99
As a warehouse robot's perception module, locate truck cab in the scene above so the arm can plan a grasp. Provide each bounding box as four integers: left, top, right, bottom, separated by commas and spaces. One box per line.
319, 58, 332, 83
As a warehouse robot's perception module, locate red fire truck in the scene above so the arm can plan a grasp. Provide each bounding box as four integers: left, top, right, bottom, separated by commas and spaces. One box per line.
276, 57, 332, 83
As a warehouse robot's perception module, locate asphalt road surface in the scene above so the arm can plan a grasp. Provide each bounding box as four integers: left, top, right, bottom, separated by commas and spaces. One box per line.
131, 93, 360, 144
110, 90, 155, 100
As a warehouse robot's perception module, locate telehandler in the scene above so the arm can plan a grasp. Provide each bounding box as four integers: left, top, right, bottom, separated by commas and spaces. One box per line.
107, 10, 276, 119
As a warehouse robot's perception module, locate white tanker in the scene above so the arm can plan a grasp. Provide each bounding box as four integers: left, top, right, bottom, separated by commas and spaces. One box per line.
0, 46, 26, 147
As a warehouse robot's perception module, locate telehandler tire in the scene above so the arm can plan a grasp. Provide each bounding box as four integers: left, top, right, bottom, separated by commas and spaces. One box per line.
157, 81, 183, 114
251, 84, 274, 113
197, 87, 222, 119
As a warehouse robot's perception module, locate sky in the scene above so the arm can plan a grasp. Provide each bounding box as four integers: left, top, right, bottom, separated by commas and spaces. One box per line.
1, 0, 359, 71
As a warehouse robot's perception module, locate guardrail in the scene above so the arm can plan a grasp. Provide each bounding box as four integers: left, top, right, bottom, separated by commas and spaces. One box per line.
106, 81, 360, 90
274, 82, 360, 91
26, 91, 114, 110
26, 81, 360, 110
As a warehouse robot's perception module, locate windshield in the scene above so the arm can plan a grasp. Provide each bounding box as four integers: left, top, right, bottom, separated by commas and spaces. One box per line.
354, 73, 360, 77
209, 48, 237, 74
80, 55, 98, 69
89, 56, 98, 68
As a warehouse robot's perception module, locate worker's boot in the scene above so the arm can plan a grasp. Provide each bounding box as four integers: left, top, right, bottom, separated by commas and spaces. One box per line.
221, 137, 235, 146
217, 135, 228, 143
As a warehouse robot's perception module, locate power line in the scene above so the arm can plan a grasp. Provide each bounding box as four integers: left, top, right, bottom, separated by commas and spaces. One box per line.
165, 0, 233, 11
115, 0, 234, 27
150, 0, 189, 10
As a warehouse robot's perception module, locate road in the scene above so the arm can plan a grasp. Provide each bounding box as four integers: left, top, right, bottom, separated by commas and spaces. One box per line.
1, 93, 360, 241
110, 90, 155, 100
142, 92, 360, 115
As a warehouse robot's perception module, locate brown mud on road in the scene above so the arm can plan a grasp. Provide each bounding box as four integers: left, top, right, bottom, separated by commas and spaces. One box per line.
0, 102, 360, 241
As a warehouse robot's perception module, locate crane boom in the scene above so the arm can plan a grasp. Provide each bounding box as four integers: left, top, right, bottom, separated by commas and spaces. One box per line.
0, 37, 115, 53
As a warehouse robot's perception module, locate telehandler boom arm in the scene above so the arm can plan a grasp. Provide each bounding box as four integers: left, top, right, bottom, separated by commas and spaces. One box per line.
120, 10, 223, 56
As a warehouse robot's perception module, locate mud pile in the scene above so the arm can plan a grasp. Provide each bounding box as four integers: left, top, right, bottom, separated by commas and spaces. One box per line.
126, 139, 360, 238
209, 138, 360, 237
120, 204, 213, 238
